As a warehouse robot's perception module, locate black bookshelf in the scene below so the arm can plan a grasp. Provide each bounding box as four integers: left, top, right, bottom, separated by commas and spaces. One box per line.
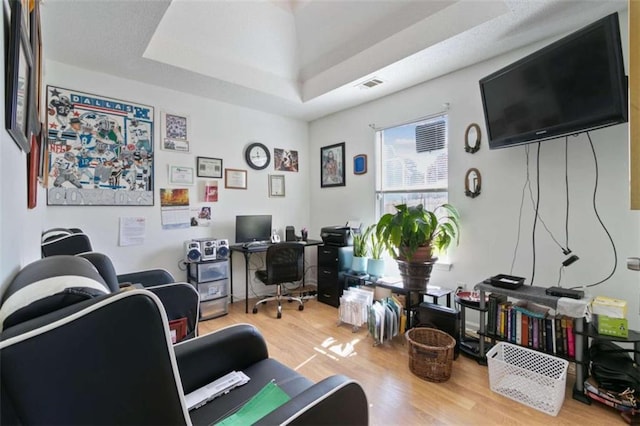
475, 282, 590, 404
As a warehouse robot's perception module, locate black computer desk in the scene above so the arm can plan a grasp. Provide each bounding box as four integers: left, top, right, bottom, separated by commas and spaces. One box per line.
229, 239, 323, 314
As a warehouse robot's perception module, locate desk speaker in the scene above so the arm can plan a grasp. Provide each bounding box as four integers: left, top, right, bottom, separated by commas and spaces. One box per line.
285, 226, 296, 242
184, 240, 201, 263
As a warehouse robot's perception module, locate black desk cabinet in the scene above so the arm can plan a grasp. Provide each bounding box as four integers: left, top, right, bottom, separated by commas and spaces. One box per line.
317, 245, 351, 307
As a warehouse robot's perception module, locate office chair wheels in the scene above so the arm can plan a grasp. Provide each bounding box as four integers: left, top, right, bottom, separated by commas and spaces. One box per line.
252, 307, 258, 314
298, 305, 304, 311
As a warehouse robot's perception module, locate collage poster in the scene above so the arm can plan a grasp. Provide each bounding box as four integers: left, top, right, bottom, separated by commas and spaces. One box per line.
45, 86, 154, 205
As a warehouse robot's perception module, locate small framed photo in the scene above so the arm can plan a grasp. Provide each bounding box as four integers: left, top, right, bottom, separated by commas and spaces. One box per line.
225, 168, 247, 189
269, 174, 285, 197
274, 148, 299, 172
169, 165, 194, 185
161, 111, 190, 153
321, 142, 345, 188
197, 156, 223, 178
353, 154, 367, 175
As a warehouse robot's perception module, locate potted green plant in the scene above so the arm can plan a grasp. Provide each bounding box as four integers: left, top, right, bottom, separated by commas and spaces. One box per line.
351, 225, 373, 274
376, 203, 460, 290
367, 225, 386, 279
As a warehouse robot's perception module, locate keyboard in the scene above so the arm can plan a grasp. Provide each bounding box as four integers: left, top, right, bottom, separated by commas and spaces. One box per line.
242, 241, 271, 249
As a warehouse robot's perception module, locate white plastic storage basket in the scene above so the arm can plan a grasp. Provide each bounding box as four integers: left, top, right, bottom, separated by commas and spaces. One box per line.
486, 342, 569, 416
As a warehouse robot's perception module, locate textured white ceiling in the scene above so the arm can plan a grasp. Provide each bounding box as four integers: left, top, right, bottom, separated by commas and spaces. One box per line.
40, 0, 629, 122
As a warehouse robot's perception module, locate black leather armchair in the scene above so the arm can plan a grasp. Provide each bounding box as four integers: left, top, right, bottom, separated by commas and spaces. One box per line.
0, 254, 199, 342
76, 252, 175, 291
41, 227, 93, 257
76, 252, 199, 341
0, 290, 369, 425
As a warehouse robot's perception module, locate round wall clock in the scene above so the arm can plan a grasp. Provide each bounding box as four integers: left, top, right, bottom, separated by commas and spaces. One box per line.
245, 142, 271, 170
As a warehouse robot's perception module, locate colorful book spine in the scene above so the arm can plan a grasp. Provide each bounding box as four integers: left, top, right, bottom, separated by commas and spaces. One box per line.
551, 317, 557, 354
487, 296, 496, 335
545, 318, 554, 354
538, 318, 544, 351
555, 316, 564, 356
561, 316, 568, 355
522, 314, 529, 348
506, 305, 512, 342
532, 318, 539, 349
516, 311, 522, 345
567, 317, 575, 358
499, 302, 510, 339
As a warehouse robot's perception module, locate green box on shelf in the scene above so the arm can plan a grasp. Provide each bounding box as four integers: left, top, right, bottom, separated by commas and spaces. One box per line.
598, 315, 629, 338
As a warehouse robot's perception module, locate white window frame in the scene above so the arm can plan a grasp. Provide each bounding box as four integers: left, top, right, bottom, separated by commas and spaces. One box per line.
374, 114, 451, 264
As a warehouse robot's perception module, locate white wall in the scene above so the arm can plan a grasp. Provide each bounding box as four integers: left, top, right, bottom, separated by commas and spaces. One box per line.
3, 6, 639, 327
309, 9, 640, 329
39, 61, 310, 299
1, 2, 46, 295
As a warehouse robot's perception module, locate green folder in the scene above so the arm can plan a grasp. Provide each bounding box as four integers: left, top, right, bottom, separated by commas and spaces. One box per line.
215, 381, 290, 425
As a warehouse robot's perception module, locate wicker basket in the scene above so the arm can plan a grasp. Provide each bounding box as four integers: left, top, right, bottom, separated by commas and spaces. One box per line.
405, 328, 456, 382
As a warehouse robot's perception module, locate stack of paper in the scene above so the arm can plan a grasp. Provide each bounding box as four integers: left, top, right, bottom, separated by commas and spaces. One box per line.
185, 371, 250, 411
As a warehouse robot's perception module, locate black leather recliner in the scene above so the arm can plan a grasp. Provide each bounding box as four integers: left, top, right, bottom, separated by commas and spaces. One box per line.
0, 289, 369, 425
76, 252, 199, 341
0, 255, 199, 342
41, 227, 93, 257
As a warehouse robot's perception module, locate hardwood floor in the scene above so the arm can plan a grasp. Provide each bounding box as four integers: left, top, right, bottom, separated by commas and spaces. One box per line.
199, 298, 623, 425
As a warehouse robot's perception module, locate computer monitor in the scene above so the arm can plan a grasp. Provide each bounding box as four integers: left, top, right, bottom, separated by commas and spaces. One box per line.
235, 215, 272, 243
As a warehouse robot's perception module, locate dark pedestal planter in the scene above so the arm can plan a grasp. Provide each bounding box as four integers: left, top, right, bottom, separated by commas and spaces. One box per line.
397, 258, 437, 291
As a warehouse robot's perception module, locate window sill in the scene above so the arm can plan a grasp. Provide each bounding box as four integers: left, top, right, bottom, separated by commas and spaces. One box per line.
434, 261, 452, 271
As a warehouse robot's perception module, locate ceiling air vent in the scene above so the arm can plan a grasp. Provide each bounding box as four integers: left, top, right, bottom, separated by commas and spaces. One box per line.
358, 78, 384, 89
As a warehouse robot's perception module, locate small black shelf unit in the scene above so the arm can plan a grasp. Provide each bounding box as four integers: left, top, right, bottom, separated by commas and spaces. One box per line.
454, 293, 490, 364
581, 324, 640, 363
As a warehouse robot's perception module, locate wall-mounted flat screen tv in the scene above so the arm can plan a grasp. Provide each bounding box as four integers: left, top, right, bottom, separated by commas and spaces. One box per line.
480, 12, 628, 150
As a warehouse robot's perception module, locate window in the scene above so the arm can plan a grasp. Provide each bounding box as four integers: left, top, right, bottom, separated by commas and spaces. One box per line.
375, 115, 448, 216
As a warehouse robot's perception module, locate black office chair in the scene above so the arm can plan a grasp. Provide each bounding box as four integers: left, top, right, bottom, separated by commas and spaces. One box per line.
253, 243, 305, 319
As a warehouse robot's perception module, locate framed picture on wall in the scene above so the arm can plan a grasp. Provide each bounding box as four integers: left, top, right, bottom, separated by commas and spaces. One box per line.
274, 148, 299, 172
161, 111, 190, 153
169, 165, 194, 185
320, 142, 345, 188
225, 168, 247, 189
353, 154, 367, 175
196, 156, 223, 178
6, 0, 33, 153
269, 174, 285, 197
45, 85, 155, 206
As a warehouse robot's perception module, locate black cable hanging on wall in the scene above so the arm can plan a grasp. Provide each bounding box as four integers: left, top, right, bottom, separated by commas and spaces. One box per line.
569, 132, 618, 289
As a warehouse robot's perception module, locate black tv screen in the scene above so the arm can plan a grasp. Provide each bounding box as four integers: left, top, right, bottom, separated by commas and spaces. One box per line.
480, 12, 628, 150
235, 215, 272, 243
